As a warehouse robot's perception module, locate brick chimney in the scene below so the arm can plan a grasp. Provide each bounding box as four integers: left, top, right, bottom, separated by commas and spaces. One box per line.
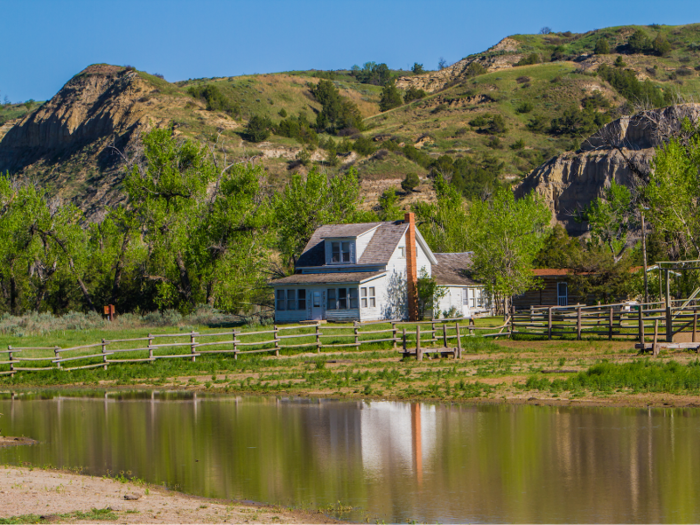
405, 212, 419, 321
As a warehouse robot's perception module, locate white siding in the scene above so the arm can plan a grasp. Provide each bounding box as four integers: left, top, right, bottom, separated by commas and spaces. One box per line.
358, 276, 386, 321
416, 241, 432, 278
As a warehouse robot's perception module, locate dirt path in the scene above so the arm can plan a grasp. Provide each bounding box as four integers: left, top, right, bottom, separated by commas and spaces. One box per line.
0, 465, 339, 524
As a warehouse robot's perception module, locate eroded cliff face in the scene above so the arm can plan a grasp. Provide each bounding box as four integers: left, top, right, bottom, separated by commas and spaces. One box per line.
396, 38, 523, 93
0, 65, 174, 219
515, 104, 700, 235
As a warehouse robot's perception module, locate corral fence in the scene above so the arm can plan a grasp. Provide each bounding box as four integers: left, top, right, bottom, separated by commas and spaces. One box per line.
511, 299, 700, 355
1, 317, 510, 376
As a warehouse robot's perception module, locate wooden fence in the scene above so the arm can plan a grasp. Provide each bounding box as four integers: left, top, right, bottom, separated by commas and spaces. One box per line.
511, 300, 700, 355
1, 317, 509, 376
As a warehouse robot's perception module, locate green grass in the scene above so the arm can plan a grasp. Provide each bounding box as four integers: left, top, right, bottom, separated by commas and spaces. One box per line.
0, 508, 118, 524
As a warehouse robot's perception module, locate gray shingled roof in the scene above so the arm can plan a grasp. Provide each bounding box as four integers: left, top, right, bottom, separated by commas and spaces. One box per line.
296, 221, 407, 268
432, 253, 480, 286
271, 271, 385, 286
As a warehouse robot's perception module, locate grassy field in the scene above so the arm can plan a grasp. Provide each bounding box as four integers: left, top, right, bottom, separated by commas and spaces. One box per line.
2, 314, 700, 408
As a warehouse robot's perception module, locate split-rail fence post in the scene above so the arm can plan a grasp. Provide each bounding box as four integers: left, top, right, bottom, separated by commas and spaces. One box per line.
392, 322, 397, 350
315, 324, 321, 353
653, 319, 660, 356
148, 334, 154, 361
190, 331, 197, 362
455, 323, 462, 359
694, 312, 698, 344
665, 303, 673, 343
274, 325, 281, 354
402, 327, 407, 354
577, 307, 582, 340
54, 346, 61, 369
608, 308, 613, 340
8, 346, 14, 376
101, 338, 108, 370
638, 305, 644, 345
416, 325, 422, 362
353, 322, 359, 348
547, 307, 553, 340
443, 324, 448, 348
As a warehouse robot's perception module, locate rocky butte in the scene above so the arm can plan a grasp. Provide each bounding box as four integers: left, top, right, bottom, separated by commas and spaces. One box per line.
515, 104, 700, 235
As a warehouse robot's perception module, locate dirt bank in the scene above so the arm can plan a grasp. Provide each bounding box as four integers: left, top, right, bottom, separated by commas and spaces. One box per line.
0, 466, 339, 524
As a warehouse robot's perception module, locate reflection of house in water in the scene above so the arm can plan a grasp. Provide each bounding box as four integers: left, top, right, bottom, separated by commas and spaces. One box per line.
360, 402, 435, 485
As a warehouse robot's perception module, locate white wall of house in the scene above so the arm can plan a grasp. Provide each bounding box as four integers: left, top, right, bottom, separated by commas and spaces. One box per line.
356, 228, 378, 260
435, 286, 489, 319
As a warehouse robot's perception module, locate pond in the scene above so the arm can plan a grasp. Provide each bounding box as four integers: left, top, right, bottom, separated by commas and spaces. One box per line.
1, 391, 700, 523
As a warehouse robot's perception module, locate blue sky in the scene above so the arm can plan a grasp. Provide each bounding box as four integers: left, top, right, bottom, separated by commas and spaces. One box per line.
2, 0, 700, 102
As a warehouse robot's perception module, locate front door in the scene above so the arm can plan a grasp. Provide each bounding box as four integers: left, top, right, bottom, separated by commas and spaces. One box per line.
311, 291, 324, 320
557, 282, 568, 306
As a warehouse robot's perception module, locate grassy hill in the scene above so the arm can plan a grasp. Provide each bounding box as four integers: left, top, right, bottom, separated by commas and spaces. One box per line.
3, 23, 700, 214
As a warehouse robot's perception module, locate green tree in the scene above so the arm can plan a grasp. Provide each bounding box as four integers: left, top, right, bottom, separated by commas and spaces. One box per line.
401, 172, 420, 192
585, 180, 636, 261
594, 38, 610, 55
628, 29, 651, 54
416, 268, 447, 320
377, 188, 403, 222
645, 118, 700, 259
403, 87, 427, 103
245, 115, 272, 142
465, 188, 550, 311
411, 63, 425, 74
311, 80, 363, 134
379, 82, 403, 111
534, 224, 583, 268
274, 167, 369, 267
124, 128, 273, 312
652, 34, 673, 56
413, 175, 469, 253
515, 53, 540, 66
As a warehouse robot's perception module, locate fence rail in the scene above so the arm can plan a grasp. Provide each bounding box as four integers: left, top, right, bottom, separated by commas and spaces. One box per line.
1, 317, 508, 376
511, 300, 700, 355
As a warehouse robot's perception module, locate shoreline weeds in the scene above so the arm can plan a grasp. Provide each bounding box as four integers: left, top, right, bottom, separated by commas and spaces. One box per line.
0, 465, 343, 524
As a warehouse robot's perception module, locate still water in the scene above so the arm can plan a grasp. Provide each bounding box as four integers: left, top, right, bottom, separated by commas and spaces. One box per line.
1, 391, 699, 523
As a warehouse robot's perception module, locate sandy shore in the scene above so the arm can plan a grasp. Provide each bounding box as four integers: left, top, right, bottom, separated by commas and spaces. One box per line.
0, 464, 338, 524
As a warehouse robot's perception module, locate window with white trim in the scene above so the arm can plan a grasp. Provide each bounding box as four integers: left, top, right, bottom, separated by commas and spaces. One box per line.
462, 288, 468, 306
276, 290, 286, 311
327, 287, 360, 310
349, 288, 358, 309
286, 289, 297, 310
360, 286, 376, 308
361, 287, 368, 308
398, 246, 405, 258
330, 241, 353, 263
368, 287, 375, 307
327, 289, 336, 310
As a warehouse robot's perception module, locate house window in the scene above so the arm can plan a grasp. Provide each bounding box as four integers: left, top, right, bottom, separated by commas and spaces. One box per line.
287, 289, 297, 310
361, 287, 368, 308
398, 246, 405, 258
276, 290, 286, 311
313, 291, 322, 308
557, 282, 568, 306
338, 288, 347, 309
349, 288, 358, 309
327, 289, 336, 310
462, 289, 468, 306
369, 287, 375, 307
330, 241, 352, 263
298, 289, 306, 310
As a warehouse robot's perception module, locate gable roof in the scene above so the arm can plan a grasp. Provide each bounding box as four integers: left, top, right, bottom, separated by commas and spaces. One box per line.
433, 252, 480, 286
296, 221, 407, 268
271, 271, 385, 286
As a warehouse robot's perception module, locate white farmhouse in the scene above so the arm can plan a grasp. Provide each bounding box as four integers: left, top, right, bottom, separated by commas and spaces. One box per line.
271, 213, 488, 323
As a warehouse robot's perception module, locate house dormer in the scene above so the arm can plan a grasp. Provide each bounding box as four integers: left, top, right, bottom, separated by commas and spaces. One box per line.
325, 238, 355, 264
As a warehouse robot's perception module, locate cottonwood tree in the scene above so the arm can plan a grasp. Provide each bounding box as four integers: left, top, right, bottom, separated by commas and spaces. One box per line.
274, 166, 372, 269
123, 127, 274, 313
465, 188, 550, 313
414, 175, 469, 253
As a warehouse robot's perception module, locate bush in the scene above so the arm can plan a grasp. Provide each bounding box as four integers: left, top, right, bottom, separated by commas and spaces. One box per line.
486, 137, 502, 149
628, 29, 651, 54
677, 67, 693, 77
278, 108, 287, 118
510, 138, 525, 150
598, 63, 669, 107
466, 62, 486, 77
594, 38, 610, 54
401, 172, 420, 192
245, 115, 272, 142
516, 53, 540, 66
431, 103, 448, 114
469, 115, 488, 127
404, 87, 427, 103
516, 76, 531, 84
652, 35, 673, 56
411, 63, 425, 74
516, 101, 534, 114
352, 135, 376, 156
379, 82, 403, 111
488, 114, 508, 134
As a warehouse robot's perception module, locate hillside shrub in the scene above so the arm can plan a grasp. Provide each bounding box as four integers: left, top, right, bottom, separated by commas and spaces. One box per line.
652, 35, 673, 56
352, 135, 376, 156
404, 87, 427, 103
310, 80, 364, 134
466, 62, 486, 77
677, 67, 693, 76
594, 38, 610, 55
278, 108, 287, 118
486, 136, 502, 149
402, 145, 433, 169
549, 106, 610, 136
187, 84, 239, 116
352, 62, 392, 86
275, 114, 318, 145
401, 172, 420, 192
628, 29, 651, 54
516, 53, 540, 66
526, 114, 549, 132
450, 154, 504, 200
510, 138, 525, 150
379, 82, 403, 111
245, 115, 272, 142
516, 101, 534, 114
598, 63, 669, 107
516, 76, 531, 84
